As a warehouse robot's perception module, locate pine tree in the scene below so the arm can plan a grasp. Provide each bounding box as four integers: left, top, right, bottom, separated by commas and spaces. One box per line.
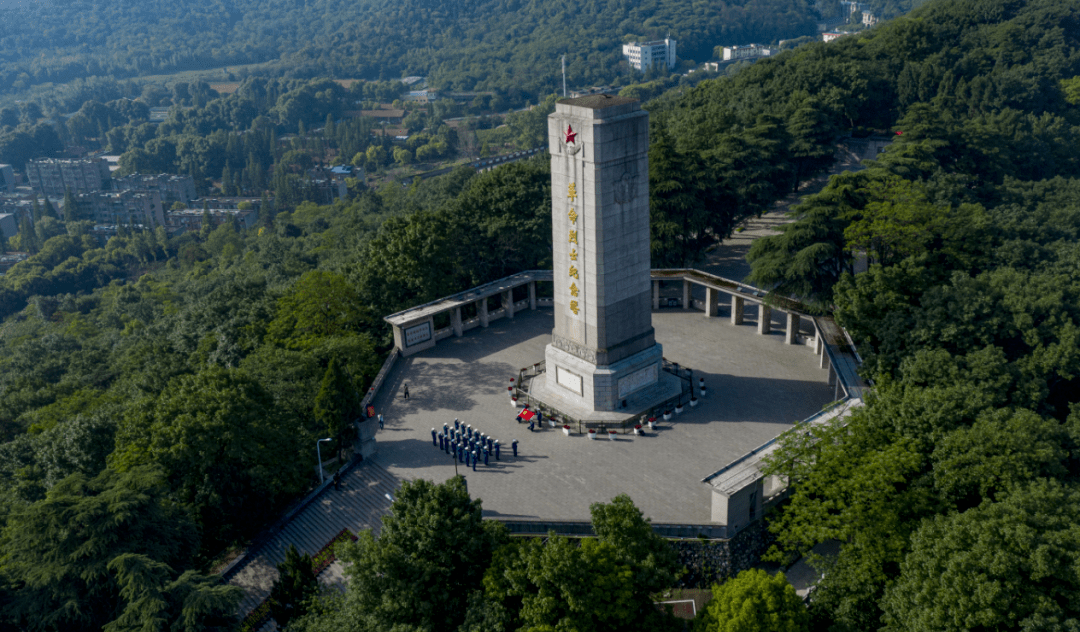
325, 113, 335, 141
200, 201, 212, 240
268, 545, 318, 628
31, 198, 42, 222
221, 164, 233, 196
62, 188, 77, 222
313, 357, 358, 460
42, 198, 58, 220
18, 216, 38, 253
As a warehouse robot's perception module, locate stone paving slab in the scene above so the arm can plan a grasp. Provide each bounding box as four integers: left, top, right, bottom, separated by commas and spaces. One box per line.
370, 307, 834, 525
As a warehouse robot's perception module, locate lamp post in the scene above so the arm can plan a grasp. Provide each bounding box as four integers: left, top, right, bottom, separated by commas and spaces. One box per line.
317, 437, 332, 485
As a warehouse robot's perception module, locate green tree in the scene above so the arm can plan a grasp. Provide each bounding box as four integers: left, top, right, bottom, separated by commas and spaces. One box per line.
695, 569, 809, 632
335, 476, 507, 631
16, 215, 38, 253
266, 270, 370, 349
199, 203, 212, 240
268, 545, 319, 628
104, 553, 242, 632
785, 98, 837, 193
649, 123, 715, 267
882, 479, 1080, 632
313, 356, 360, 460
111, 367, 312, 553
591, 494, 683, 598
2, 466, 199, 631
485, 495, 683, 632
62, 188, 77, 222
393, 146, 412, 165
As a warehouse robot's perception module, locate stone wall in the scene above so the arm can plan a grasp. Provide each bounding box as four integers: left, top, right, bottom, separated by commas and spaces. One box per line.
670, 519, 775, 588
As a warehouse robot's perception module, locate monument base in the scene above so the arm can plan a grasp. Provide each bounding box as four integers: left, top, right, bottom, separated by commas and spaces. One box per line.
526, 343, 685, 424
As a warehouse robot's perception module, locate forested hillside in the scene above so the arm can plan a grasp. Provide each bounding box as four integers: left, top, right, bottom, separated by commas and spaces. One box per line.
706, 0, 1080, 628
0, 0, 819, 101
0, 0, 1078, 629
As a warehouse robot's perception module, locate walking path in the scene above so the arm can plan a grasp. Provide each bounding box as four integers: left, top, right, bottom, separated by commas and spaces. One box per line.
702, 147, 865, 283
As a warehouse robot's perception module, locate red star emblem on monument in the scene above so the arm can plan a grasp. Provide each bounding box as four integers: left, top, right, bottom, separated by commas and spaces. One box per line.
565, 124, 577, 145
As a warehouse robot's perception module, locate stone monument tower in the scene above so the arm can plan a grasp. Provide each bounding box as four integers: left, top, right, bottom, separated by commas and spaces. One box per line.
531, 95, 678, 416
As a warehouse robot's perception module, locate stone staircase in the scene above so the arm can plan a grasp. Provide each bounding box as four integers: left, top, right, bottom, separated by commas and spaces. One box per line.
226, 459, 399, 626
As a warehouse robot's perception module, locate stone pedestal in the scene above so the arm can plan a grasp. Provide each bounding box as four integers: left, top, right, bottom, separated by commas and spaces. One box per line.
354, 419, 378, 459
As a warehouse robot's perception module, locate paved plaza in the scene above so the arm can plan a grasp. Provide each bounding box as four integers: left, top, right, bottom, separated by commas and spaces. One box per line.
370, 306, 835, 525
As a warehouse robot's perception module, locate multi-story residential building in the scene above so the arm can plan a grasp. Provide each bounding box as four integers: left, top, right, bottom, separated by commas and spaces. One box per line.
721, 44, 772, 61
69, 190, 166, 226
621, 39, 677, 72
25, 158, 111, 197
112, 173, 197, 206
0, 165, 15, 194
165, 208, 258, 233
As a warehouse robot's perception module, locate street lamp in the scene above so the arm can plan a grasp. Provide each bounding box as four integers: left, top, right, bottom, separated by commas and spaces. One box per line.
317, 437, 332, 485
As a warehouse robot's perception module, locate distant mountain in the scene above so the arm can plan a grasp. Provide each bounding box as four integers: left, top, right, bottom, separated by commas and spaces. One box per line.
0, 0, 823, 98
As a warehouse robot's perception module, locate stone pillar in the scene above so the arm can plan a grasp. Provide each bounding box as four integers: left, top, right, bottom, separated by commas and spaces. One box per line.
479, 298, 489, 328
392, 324, 405, 350
529, 281, 537, 310
683, 280, 691, 310
503, 290, 515, 319
452, 307, 463, 337
705, 287, 719, 318
653, 280, 660, 310
820, 346, 830, 370
757, 304, 772, 334
786, 313, 800, 345
731, 296, 745, 325
541, 95, 664, 413
815, 327, 824, 355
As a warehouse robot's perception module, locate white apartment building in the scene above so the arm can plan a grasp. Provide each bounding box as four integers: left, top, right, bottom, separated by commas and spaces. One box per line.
721, 44, 772, 61
621, 38, 677, 72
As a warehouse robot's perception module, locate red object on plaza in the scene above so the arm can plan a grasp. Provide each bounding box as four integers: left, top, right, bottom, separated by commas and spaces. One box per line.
519, 409, 536, 422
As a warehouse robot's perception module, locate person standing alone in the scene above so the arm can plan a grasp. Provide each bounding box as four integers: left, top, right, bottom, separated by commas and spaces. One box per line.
403, 384, 409, 399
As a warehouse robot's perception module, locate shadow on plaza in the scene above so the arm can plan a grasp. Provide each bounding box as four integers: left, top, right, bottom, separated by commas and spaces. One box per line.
422, 308, 554, 364
664, 373, 833, 426
379, 356, 521, 419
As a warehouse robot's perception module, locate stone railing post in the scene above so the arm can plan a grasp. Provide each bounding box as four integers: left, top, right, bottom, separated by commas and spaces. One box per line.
786, 313, 800, 344
757, 305, 772, 334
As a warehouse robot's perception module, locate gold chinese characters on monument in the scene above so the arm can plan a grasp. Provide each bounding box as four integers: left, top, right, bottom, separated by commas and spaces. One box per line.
568, 180, 580, 315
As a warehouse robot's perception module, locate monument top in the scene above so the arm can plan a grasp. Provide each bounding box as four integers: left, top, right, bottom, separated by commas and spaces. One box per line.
558, 94, 639, 111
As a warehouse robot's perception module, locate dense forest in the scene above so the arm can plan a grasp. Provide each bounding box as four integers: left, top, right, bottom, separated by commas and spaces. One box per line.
0, 0, 821, 104
0, 0, 1079, 629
